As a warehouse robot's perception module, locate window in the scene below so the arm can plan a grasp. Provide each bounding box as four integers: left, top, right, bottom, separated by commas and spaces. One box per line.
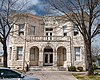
17, 47, 23, 60
64, 33, 67, 36
45, 28, 53, 40
74, 47, 80, 61
63, 25, 67, 36
73, 25, 79, 36
19, 24, 24, 35
45, 28, 53, 31
9, 47, 12, 60
28, 25, 35, 35
30, 48, 35, 61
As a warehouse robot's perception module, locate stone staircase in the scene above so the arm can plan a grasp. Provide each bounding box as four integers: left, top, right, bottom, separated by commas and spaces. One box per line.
29, 66, 67, 71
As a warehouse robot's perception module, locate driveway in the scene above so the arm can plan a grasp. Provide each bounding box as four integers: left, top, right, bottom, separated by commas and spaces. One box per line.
26, 71, 78, 80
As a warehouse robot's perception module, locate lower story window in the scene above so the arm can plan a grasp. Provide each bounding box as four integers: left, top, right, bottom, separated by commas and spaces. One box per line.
17, 47, 23, 60
74, 47, 80, 61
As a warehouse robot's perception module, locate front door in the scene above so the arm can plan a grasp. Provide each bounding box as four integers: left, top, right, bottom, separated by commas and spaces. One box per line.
44, 52, 53, 66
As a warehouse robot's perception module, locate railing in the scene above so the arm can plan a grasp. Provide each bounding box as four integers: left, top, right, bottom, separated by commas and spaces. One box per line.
26, 36, 70, 42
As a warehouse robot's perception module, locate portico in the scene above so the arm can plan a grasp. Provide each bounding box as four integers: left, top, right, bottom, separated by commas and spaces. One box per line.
28, 42, 71, 68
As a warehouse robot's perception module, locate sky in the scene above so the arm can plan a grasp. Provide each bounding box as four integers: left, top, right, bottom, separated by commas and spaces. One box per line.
20, 0, 49, 16
0, 0, 100, 52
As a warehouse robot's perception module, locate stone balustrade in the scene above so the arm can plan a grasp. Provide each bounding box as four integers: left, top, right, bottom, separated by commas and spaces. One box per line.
26, 36, 70, 42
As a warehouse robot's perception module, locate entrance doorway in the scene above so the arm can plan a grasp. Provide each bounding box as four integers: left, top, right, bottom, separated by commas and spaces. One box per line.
57, 46, 66, 66
29, 46, 39, 66
44, 46, 53, 66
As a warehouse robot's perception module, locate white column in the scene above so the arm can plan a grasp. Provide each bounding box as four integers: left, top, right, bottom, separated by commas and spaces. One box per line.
12, 46, 17, 61
39, 49, 43, 66
67, 52, 71, 62
53, 49, 57, 66
10, 46, 15, 68
67, 50, 71, 66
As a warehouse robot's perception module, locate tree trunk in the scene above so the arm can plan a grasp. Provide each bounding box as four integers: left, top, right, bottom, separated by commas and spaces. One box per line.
3, 40, 8, 67
84, 39, 94, 75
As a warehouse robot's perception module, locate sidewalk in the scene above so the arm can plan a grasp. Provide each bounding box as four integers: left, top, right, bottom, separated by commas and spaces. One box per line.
26, 71, 78, 80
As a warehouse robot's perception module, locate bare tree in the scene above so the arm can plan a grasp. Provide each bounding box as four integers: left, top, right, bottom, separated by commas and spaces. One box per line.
0, 0, 28, 67
46, 0, 100, 75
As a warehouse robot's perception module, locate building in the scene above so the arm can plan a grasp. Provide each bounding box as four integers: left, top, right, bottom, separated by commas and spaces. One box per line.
8, 13, 85, 70
0, 52, 3, 66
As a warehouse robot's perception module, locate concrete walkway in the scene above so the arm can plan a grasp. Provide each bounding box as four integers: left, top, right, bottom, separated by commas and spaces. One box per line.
26, 71, 78, 80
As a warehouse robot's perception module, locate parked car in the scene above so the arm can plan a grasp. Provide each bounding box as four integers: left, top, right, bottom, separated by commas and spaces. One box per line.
0, 68, 39, 80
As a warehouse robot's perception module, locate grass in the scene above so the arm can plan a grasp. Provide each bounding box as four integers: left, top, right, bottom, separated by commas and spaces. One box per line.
94, 70, 100, 74
74, 74, 100, 80
73, 68, 100, 80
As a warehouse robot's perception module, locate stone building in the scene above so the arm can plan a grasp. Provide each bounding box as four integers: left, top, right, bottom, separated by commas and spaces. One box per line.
8, 13, 85, 70
0, 52, 3, 66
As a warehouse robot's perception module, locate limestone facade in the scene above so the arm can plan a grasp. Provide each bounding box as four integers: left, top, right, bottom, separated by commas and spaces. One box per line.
8, 13, 85, 70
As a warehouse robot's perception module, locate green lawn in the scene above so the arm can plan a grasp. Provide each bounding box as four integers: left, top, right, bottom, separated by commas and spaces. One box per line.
94, 70, 100, 74
73, 69, 100, 80
74, 74, 100, 80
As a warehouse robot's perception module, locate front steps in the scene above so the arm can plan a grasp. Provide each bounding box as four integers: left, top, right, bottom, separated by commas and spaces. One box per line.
29, 66, 67, 71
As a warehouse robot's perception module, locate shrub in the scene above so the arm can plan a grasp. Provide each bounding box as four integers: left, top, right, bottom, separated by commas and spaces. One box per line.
93, 64, 98, 70
68, 66, 76, 71
77, 67, 83, 72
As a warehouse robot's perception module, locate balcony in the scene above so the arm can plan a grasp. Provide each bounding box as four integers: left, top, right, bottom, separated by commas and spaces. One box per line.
26, 36, 70, 42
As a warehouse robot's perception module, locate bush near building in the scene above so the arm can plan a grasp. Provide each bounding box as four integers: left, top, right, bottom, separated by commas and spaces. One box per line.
68, 66, 76, 71
77, 67, 83, 72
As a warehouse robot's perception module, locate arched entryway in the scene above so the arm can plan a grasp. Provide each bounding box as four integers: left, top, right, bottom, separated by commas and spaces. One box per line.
29, 46, 39, 66
57, 46, 66, 66
43, 46, 53, 66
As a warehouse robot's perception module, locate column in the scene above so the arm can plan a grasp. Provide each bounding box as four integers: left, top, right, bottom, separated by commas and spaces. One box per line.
67, 52, 71, 62
53, 49, 57, 66
10, 45, 16, 68
39, 48, 43, 66
12, 46, 17, 61
67, 49, 71, 66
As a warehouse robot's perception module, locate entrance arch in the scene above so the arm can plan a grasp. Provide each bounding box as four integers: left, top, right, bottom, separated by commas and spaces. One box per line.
43, 46, 53, 66
57, 46, 66, 66
29, 46, 39, 66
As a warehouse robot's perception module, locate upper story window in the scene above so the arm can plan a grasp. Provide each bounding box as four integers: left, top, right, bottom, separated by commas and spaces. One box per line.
45, 28, 53, 31
17, 47, 23, 60
63, 25, 67, 36
45, 28, 53, 40
73, 25, 79, 36
28, 25, 35, 35
19, 24, 24, 36
74, 47, 80, 61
